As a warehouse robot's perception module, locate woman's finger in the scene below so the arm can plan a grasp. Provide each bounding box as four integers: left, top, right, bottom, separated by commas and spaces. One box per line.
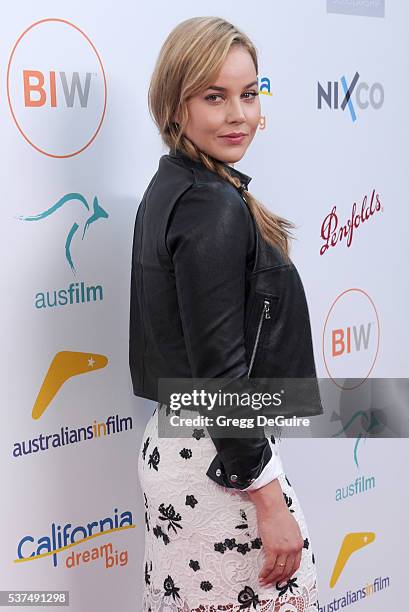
260, 554, 290, 586
290, 549, 302, 577
259, 550, 278, 583
279, 550, 300, 583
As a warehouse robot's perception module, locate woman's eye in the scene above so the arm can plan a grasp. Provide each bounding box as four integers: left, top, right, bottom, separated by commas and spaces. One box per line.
205, 94, 222, 102
205, 91, 259, 103
244, 91, 259, 99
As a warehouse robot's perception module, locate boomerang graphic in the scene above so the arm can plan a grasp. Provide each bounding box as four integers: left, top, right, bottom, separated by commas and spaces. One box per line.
32, 350, 108, 419
330, 532, 375, 588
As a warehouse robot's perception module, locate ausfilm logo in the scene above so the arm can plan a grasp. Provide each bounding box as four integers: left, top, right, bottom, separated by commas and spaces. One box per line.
7, 18, 107, 157
323, 289, 380, 387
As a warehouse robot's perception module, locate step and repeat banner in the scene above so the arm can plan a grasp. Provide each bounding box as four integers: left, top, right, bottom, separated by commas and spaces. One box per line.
1, 1, 408, 610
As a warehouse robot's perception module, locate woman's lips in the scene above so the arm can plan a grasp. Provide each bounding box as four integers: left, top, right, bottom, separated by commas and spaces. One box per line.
219, 134, 246, 145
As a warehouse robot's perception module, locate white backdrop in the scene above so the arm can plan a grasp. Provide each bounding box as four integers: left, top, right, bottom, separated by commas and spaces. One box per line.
1, 1, 408, 610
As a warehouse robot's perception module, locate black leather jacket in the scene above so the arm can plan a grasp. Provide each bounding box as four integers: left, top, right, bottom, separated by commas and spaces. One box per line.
129, 149, 323, 490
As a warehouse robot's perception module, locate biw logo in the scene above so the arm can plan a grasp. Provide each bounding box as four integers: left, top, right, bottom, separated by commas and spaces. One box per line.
7, 18, 107, 157
323, 288, 380, 386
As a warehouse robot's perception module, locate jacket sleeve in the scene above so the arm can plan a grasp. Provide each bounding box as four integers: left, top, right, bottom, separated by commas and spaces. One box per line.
166, 181, 284, 491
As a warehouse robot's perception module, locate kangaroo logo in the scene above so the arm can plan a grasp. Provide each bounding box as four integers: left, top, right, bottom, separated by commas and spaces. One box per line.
330, 378, 387, 468
331, 409, 381, 468
15, 193, 109, 274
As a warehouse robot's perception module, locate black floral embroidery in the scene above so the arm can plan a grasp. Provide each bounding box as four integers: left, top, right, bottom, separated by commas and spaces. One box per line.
185, 494, 198, 508
276, 576, 299, 598
163, 575, 181, 602
148, 446, 160, 470
270, 433, 276, 444
236, 542, 251, 555
152, 525, 170, 545
250, 537, 262, 549
214, 542, 227, 554
303, 537, 309, 550
142, 437, 150, 460
238, 585, 259, 609
283, 491, 295, 513
144, 560, 152, 585
285, 475, 292, 487
179, 448, 192, 459
200, 580, 213, 592
224, 537, 237, 550
214, 533, 260, 556
312, 551, 315, 564
192, 428, 205, 440
145, 511, 150, 532
189, 559, 200, 571
143, 492, 148, 508
158, 503, 183, 534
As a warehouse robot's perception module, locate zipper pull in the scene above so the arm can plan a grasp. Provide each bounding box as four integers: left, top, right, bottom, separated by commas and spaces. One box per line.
264, 300, 270, 319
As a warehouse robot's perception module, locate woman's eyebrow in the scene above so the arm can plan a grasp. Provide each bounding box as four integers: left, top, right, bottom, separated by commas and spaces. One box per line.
205, 80, 258, 92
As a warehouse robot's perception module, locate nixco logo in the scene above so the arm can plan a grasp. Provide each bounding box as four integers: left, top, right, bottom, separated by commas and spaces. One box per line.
323, 289, 380, 385
317, 72, 384, 121
32, 351, 108, 419
7, 18, 107, 157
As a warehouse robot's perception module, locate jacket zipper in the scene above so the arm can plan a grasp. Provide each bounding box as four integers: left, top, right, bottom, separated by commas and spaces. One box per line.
247, 299, 270, 378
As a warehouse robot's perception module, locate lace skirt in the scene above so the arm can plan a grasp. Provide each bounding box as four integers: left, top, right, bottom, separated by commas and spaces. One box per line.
137, 402, 319, 611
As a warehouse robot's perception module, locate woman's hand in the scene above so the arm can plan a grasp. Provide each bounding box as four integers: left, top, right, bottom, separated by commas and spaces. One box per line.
247, 478, 304, 588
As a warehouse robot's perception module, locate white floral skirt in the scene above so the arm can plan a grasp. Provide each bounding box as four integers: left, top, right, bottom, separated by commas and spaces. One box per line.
137, 402, 320, 611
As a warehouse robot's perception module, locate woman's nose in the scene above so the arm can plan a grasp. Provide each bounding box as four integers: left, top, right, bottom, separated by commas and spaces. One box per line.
225, 98, 246, 123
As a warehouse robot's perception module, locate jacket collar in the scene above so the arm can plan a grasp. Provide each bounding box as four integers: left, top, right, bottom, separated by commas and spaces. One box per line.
168, 149, 252, 191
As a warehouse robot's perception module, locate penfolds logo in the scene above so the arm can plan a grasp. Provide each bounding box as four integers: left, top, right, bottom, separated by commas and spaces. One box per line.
320, 189, 382, 255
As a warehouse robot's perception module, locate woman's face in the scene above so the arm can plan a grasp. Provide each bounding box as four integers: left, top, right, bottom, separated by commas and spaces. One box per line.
177, 46, 260, 164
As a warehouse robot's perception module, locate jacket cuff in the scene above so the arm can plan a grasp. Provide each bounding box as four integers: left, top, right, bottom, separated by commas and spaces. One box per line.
205, 436, 278, 490
240, 438, 284, 491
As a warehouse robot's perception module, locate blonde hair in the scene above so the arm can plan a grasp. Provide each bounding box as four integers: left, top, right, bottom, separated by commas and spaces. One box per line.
148, 16, 296, 262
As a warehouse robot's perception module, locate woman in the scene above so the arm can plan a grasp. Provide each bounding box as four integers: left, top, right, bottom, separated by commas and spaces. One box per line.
130, 16, 321, 611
